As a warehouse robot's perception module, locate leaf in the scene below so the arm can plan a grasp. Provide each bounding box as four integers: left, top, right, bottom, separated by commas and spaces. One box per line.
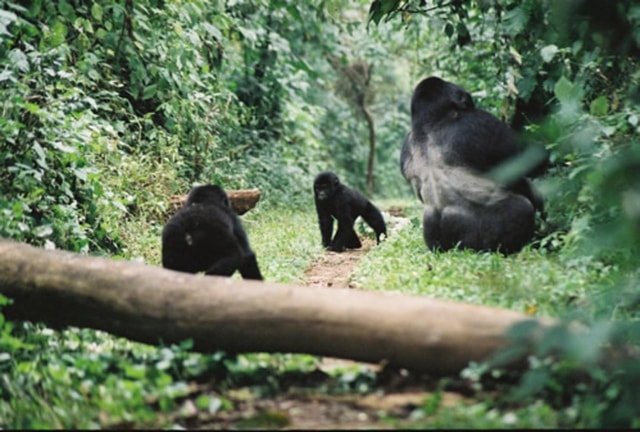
33, 225, 53, 238
51, 141, 75, 153
57, 0, 76, 20
517, 73, 537, 101
554, 76, 583, 106
142, 84, 157, 100
540, 44, 559, 63
0, 69, 13, 82
8, 49, 29, 72
589, 95, 609, 117
367, 0, 400, 25
0, 9, 18, 37
503, 5, 529, 35
91, 3, 103, 21
444, 22, 454, 38
50, 21, 68, 46
509, 46, 522, 65
201, 22, 222, 40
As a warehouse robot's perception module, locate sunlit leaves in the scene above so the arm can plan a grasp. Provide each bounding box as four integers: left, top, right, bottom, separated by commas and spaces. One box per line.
554, 76, 584, 120
0, 9, 18, 38
8, 49, 28, 72
502, 4, 529, 35
540, 44, 559, 63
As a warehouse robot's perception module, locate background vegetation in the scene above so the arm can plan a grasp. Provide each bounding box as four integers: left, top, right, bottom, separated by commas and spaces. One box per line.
0, 0, 638, 428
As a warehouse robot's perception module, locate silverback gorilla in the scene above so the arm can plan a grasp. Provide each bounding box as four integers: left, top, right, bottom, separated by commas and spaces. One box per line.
401, 77, 544, 254
313, 171, 387, 252
162, 184, 263, 280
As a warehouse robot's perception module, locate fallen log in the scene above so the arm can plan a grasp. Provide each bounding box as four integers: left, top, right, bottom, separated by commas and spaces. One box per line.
0, 238, 553, 375
168, 188, 261, 215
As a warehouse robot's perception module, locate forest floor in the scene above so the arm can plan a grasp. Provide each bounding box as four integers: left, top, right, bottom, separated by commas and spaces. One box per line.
205, 211, 472, 430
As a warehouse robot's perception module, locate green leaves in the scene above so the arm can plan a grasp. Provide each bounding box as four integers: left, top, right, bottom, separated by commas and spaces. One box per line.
0, 9, 18, 37
554, 76, 584, 119
589, 96, 609, 117
90, 3, 103, 21
540, 44, 559, 63
367, 0, 401, 25
503, 4, 530, 35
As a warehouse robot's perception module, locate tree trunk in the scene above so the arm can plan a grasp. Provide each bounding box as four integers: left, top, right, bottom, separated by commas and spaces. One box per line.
362, 103, 376, 195
0, 239, 554, 375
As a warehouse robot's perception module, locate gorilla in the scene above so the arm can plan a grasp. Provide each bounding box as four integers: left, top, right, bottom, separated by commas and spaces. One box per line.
401, 76, 545, 254
313, 171, 387, 252
162, 184, 263, 280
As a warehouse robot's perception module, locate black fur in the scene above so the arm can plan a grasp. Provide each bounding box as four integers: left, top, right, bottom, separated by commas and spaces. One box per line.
401, 77, 545, 254
313, 171, 387, 252
162, 185, 263, 280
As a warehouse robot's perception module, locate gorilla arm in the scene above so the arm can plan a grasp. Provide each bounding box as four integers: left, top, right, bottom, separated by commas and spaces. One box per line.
401, 131, 432, 202
229, 215, 263, 280
315, 202, 334, 248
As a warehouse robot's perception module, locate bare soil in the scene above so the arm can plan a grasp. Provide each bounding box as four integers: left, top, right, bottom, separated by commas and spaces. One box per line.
304, 237, 377, 289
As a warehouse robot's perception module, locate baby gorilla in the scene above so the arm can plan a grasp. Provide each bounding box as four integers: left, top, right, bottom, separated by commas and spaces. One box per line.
313, 171, 387, 252
162, 184, 263, 280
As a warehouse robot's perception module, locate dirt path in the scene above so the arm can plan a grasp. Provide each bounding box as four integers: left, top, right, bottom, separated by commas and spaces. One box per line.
303, 205, 408, 289
209, 210, 471, 429
304, 237, 377, 289
269, 215, 468, 429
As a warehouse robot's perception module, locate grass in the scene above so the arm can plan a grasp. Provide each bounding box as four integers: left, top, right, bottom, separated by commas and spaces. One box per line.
243, 206, 325, 284
353, 201, 615, 319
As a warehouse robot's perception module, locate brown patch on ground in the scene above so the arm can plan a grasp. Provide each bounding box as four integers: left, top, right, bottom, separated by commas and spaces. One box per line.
386, 205, 407, 218
304, 236, 377, 289
191, 387, 468, 430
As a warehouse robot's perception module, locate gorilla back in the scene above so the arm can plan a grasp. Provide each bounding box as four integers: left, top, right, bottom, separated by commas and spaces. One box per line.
401, 77, 543, 254
162, 185, 263, 280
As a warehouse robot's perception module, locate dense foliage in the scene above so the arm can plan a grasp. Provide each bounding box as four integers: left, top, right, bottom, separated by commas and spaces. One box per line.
0, 0, 639, 428
0, 0, 413, 254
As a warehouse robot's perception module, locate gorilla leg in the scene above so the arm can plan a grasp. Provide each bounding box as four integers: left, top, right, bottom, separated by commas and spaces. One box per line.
238, 253, 263, 280
424, 195, 535, 253
330, 218, 361, 251
345, 228, 362, 249
490, 195, 535, 253
162, 223, 222, 273
509, 178, 545, 220
423, 205, 483, 251
205, 255, 244, 277
422, 205, 445, 251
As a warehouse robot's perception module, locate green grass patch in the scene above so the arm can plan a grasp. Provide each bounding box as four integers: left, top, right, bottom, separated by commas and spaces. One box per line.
242, 206, 325, 283
352, 203, 615, 318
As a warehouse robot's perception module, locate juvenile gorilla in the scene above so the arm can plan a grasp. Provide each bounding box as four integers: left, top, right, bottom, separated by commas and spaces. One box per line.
313, 171, 387, 252
162, 184, 263, 280
401, 76, 544, 254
